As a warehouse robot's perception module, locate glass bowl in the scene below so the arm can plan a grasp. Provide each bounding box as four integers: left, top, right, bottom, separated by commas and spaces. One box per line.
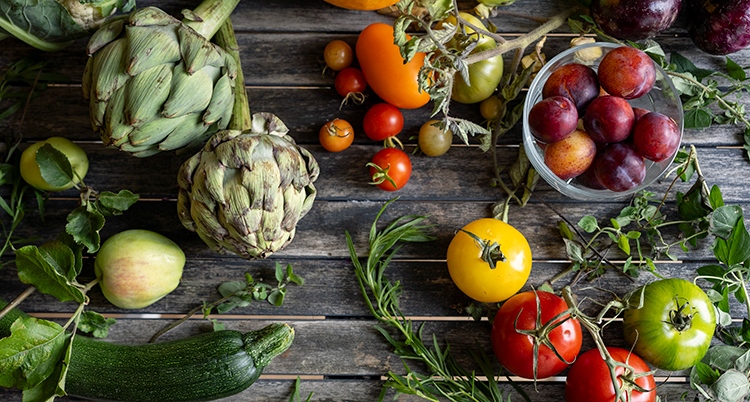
522, 42, 683, 201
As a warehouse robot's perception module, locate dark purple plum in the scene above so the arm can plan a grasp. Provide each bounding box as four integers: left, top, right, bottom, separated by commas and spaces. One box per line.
583, 96, 635, 144
632, 112, 681, 162
598, 47, 655, 100
592, 0, 682, 41
542, 63, 600, 113
576, 165, 607, 190
528, 96, 578, 144
688, 0, 750, 55
594, 143, 646, 192
633, 108, 651, 122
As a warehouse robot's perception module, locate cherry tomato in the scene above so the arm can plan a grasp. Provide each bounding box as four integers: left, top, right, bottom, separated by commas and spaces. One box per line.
324, 40, 353, 71
480, 95, 503, 121
20, 137, 89, 191
319, 119, 354, 152
418, 120, 452, 157
363, 103, 404, 148
491, 291, 582, 379
622, 278, 715, 371
356, 23, 430, 109
323, 0, 399, 10
446, 218, 531, 303
335, 67, 367, 105
368, 148, 411, 191
566, 347, 656, 402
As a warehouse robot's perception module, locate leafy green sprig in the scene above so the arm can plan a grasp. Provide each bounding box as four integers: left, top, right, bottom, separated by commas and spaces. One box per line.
346, 199, 526, 402
149, 262, 304, 342
0, 144, 137, 401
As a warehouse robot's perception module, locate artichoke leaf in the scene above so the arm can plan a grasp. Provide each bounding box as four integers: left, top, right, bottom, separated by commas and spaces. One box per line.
158, 113, 210, 151
178, 24, 226, 75
125, 24, 181, 76
103, 88, 133, 145
129, 114, 189, 146
128, 7, 181, 27
124, 63, 172, 127
162, 63, 217, 118
203, 72, 234, 126
86, 16, 126, 54
222, 181, 256, 237
82, 57, 94, 101
176, 190, 196, 232
250, 113, 289, 137
91, 38, 129, 102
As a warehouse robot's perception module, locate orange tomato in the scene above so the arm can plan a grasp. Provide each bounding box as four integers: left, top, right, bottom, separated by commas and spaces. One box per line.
319, 119, 354, 152
356, 23, 430, 110
323, 0, 399, 10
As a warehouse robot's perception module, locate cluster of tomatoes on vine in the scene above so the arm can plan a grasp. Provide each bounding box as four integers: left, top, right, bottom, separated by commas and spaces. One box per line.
319, 39, 453, 192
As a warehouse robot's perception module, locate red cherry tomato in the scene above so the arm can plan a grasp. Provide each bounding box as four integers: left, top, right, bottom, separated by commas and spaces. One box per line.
368, 148, 411, 191
491, 291, 582, 379
566, 347, 656, 402
335, 68, 367, 97
363, 103, 404, 147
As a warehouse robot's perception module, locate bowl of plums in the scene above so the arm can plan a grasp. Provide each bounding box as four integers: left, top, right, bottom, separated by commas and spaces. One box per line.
522, 42, 683, 200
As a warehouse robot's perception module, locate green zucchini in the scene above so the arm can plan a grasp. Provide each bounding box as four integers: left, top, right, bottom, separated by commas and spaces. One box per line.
0, 299, 294, 402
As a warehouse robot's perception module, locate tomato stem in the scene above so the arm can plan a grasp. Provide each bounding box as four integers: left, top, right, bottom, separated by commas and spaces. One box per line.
458, 229, 506, 269
367, 162, 398, 189
666, 296, 694, 333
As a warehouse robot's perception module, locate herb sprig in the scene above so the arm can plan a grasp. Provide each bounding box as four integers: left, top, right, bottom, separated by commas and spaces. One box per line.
346, 199, 525, 402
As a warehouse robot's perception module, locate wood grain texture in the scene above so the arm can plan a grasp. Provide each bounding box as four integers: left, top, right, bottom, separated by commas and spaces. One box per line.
1, 0, 749, 401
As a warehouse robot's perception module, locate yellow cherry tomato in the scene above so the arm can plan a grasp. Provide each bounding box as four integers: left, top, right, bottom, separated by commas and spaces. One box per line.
446, 218, 532, 303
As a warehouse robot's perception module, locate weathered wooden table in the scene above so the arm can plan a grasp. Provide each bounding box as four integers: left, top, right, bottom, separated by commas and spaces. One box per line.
1, 0, 749, 400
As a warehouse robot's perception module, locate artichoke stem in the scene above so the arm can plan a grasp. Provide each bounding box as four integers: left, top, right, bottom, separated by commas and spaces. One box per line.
183, 0, 241, 40
213, 17, 251, 131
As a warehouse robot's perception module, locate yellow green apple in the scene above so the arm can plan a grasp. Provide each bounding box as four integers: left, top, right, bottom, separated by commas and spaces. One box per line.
95, 229, 185, 309
20, 137, 89, 191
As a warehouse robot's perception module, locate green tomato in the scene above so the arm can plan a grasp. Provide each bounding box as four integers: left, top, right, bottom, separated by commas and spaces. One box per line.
622, 278, 716, 371
450, 24, 504, 104
20, 137, 89, 191
418, 120, 453, 157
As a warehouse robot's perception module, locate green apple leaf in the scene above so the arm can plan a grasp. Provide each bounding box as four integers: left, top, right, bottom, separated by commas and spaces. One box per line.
15, 242, 85, 303
36, 144, 75, 189
0, 317, 70, 390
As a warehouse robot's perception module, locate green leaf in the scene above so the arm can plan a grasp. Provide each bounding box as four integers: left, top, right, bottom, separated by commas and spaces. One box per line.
677, 177, 713, 221
77, 311, 116, 338
218, 281, 246, 297
35, 144, 75, 189
275, 262, 285, 283
710, 185, 725, 209
684, 109, 714, 129
97, 190, 139, 216
15, 243, 85, 303
268, 289, 285, 306
0, 317, 69, 390
710, 369, 750, 402
617, 235, 631, 255
726, 57, 747, 81
713, 218, 750, 266
562, 238, 585, 263
577, 216, 598, 233
671, 52, 715, 82
55, 231, 84, 280
65, 206, 105, 254
695, 362, 721, 385
710, 205, 744, 239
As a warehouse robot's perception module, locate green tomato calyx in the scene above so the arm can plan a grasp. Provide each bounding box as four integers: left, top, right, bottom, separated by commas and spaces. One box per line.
665, 296, 695, 333
458, 229, 507, 269
367, 162, 397, 189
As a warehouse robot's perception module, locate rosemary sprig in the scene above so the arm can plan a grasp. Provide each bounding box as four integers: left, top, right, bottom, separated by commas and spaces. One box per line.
345, 198, 522, 402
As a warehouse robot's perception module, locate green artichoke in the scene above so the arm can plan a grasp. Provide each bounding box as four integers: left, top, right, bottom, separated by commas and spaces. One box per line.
177, 113, 319, 259
82, 2, 239, 157
0, 0, 134, 51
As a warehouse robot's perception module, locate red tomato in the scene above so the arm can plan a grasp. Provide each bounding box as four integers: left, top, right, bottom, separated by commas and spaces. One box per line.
363, 103, 404, 147
335, 67, 367, 100
566, 347, 656, 402
491, 291, 582, 379
356, 23, 430, 109
368, 148, 411, 191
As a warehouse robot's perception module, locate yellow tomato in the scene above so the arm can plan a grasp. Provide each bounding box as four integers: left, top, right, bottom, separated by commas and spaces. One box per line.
446, 218, 532, 303
323, 0, 399, 10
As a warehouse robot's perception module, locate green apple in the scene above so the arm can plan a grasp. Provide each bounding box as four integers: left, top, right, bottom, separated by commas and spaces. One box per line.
20, 137, 89, 191
95, 229, 185, 309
